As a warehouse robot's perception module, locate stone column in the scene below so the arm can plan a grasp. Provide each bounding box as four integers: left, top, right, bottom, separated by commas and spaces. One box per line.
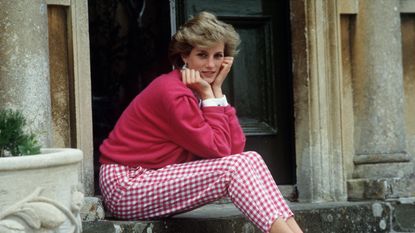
0, 0, 52, 146
349, 0, 413, 199
291, 0, 347, 202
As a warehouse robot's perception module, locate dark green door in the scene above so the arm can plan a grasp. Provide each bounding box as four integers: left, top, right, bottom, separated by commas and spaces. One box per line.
175, 0, 296, 184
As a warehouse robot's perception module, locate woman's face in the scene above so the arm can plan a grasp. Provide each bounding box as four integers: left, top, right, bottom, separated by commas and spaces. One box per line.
183, 42, 225, 84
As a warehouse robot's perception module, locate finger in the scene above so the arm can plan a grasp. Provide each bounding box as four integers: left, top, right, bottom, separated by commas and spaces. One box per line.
195, 71, 203, 84
223, 57, 234, 64
190, 69, 196, 84
216, 63, 231, 81
181, 69, 186, 84
195, 70, 201, 81
195, 71, 210, 88
220, 63, 231, 73
183, 69, 190, 84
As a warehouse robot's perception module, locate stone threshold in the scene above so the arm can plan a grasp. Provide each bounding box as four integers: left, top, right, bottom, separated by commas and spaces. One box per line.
81, 197, 415, 233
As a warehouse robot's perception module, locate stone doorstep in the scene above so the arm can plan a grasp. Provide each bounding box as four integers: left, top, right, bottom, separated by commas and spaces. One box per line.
80, 199, 415, 233
348, 176, 415, 201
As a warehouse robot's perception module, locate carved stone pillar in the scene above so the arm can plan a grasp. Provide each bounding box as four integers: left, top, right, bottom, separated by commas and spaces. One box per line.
348, 0, 413, 199
291, 0, 347, 202
0, 0, 52, 146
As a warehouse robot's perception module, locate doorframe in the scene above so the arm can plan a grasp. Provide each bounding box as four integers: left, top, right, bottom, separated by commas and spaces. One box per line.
46, 0, 94, 195
290, 0, 347, 202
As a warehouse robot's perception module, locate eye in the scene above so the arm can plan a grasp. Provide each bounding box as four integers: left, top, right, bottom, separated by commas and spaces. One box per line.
197, 53, 208, 58
214, 53, 224, 59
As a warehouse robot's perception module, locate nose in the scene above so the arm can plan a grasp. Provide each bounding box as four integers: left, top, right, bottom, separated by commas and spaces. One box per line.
206, 57, 215, 68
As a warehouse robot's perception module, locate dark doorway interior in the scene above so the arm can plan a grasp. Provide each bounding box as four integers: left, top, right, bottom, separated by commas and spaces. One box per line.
88, 0, 171, 194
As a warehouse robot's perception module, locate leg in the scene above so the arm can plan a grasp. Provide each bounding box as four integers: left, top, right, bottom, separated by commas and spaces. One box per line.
224, 152, 295, 232
239, 151, 294, 220
99, 152, 296, 233
240, 152, 302, 233
286, 217, 303, 233
270, 218, 294, 233
99, 161, 230, 219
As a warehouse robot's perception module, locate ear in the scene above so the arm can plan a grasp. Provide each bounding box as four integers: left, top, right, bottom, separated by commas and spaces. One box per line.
181, 54, 188, 64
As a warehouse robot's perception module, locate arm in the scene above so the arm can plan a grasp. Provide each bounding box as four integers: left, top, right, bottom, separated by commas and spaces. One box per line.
212, 57, 233, 98
166, 94, 233, 158
201, 96, 246, 154
171, 57, 241, 157
225, 106, 246, 154
210, 57, 245, 153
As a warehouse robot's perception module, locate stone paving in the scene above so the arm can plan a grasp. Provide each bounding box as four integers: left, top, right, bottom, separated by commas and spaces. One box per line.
81, 197, 415, 233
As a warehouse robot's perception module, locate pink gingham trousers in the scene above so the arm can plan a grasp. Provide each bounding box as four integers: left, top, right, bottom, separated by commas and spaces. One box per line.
99, 151, 293, 233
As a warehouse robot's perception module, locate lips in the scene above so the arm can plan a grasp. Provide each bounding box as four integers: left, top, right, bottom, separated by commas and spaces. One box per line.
201, 71, 216, 77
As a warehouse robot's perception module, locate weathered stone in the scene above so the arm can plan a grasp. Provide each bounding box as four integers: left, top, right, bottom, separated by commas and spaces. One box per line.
290, 0, 347, 203
349, 0, 414, 201
392, 200, 415, 232
83, 221, 116, 233
352, 162, 413, 179
81, 196, 105, 222
82, 202, 395, 233
352, 0, 407, 159
0, 0, 52, 147
348, 175, 415, 201
0, 149, 84, 233
293, 202, 391, 233
348, 178, 391, 200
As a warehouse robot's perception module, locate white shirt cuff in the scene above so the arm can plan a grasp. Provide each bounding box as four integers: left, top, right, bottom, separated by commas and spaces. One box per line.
202, 95, 229, 107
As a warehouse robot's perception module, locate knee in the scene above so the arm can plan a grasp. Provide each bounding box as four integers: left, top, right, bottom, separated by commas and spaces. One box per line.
226, 153, 252, 170
242, 151, 263, 161
226, 151, 264, 170
233, 151, 261, 168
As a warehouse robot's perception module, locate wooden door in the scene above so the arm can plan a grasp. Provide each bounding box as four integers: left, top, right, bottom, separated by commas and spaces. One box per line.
175, 0, 296, 184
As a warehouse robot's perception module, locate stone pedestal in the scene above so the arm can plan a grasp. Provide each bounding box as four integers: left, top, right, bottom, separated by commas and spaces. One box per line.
349, 0, 413, 200
0, 149, 84, 233
0, 0, 52, 146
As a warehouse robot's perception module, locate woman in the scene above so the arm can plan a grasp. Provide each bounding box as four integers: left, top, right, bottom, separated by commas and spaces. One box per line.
99, 11, 303, 233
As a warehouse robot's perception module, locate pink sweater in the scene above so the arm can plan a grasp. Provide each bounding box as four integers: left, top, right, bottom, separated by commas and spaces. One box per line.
99, 69, 246, 169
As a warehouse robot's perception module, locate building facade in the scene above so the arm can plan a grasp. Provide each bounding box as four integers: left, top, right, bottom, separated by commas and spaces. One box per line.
0, 0, 414, 205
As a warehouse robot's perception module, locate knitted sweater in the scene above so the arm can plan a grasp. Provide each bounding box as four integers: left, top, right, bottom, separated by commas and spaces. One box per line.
99, 69, 246, 169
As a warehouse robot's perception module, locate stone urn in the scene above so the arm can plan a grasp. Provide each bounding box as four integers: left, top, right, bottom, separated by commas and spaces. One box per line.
0, 148, 84, 233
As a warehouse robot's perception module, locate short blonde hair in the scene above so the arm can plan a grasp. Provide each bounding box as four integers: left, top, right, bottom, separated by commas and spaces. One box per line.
168, 11, 240, 68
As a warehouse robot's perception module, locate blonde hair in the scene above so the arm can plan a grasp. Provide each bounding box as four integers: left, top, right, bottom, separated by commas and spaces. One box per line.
168, 11, 240, 68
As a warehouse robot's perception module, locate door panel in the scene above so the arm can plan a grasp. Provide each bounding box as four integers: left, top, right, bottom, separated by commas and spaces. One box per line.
221, 16, 277, 135
176, 0, 295, 184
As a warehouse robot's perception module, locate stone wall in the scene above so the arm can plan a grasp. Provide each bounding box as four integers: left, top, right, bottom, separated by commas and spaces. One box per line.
0, 0, 94, 195
0, 0, 52, 147
291, 0, 415, 201
402, 14, 415, 180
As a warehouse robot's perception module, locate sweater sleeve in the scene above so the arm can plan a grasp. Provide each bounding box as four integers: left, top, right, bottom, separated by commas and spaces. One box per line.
166, 95, 233, 158
225, 106, 246, 154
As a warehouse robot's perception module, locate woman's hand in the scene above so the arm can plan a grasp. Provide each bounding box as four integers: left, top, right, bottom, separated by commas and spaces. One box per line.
212, 57, 234, 98
181, 68, 215, 100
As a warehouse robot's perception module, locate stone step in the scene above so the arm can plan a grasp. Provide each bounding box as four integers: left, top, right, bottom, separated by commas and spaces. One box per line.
81, 199, 415, 233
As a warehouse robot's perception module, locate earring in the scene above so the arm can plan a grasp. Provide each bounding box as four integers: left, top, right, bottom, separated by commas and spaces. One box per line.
181, 62, 188, 70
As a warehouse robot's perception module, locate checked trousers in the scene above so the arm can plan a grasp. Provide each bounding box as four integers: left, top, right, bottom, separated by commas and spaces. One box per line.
99, 151, 293, 233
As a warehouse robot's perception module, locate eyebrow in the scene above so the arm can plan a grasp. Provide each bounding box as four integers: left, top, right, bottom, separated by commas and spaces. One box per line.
194, 49, 223, 53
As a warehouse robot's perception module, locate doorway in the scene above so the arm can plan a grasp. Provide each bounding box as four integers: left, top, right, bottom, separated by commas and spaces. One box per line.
88, 0, 295, 194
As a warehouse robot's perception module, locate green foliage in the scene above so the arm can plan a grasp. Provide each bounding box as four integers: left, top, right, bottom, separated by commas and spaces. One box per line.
0, 109, 41, 157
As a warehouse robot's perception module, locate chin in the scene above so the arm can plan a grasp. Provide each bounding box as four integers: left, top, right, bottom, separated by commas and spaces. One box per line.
202, 77, 215, 84
207, 79, 215, 84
